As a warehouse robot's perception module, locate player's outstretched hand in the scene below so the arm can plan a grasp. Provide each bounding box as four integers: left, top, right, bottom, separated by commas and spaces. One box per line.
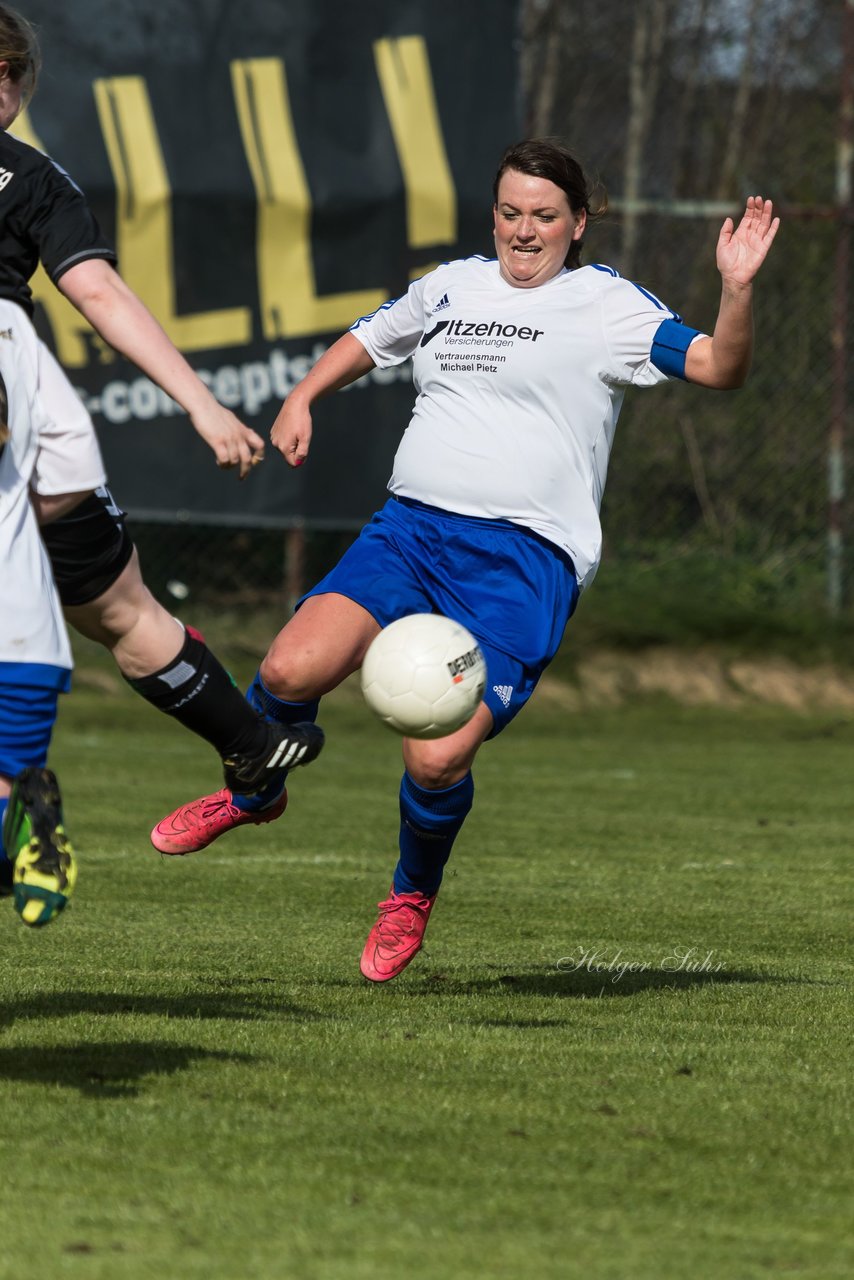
190, 403, 265, 479
270, 395, 312, 468
717, 196, 780, 287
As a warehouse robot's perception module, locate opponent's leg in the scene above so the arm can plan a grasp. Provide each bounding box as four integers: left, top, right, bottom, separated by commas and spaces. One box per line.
3, 768, 77, 927
360, 703, 492, 983
151, 594, 378, 854
40, 493, 324, 800
230, 671, 321, 811
0, 681, 76, 927
149, 672, 324, 856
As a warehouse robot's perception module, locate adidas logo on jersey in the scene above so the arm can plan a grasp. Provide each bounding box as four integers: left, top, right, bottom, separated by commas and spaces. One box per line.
431, 293, 451, 313
0, 167, 14, 192
493, 684, 513, 708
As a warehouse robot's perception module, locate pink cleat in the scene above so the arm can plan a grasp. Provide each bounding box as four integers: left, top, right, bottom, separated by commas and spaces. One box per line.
360, 887, 437, 982
150, 787, 287, 855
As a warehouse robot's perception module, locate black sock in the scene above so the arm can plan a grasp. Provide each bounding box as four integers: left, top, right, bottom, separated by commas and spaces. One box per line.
126, 627, 266, 761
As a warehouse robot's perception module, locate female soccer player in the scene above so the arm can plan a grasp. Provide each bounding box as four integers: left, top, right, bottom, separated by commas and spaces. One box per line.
0, 5, 323, 803
0, 298, 77, 926
154, 138, 780, 981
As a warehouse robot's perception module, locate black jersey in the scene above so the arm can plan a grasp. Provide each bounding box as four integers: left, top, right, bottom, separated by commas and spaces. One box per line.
0, 129, 117, 317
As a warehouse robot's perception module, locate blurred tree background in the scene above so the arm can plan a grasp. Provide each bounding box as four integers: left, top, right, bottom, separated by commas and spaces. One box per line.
511, 0, 852, 658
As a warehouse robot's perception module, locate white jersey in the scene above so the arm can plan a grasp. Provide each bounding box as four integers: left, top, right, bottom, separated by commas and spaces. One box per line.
351, 256, 702, 591
0, 301, 73, 670
29, 338, 107, 498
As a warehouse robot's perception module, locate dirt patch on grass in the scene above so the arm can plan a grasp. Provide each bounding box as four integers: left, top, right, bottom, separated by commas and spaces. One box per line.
539, 648, 854, 712
70, 643, 854, 715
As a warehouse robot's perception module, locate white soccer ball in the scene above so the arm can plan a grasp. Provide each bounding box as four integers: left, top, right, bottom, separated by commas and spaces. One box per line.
360, 613, 487, 739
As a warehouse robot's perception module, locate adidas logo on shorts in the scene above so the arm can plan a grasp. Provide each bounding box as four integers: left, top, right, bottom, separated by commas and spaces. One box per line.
493, 684, 513, 708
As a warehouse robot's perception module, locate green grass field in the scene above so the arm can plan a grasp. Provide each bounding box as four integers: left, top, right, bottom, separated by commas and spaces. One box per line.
1, 658, 852, 1280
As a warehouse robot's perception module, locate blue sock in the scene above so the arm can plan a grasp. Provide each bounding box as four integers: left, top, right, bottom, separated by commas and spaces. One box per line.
233, 671, 320, 813
246, 670, 320, 727
0, 796, 11, 893
393, 770, 474, 897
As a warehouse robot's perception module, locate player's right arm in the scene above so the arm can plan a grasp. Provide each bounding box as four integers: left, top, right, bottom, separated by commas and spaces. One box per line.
270, 275, 431, 468
270, 332, 375, 468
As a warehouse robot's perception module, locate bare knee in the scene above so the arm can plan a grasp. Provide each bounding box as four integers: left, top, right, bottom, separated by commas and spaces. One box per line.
259, 603, 371, 701
403, 702, 492, 789
259, 648, 321, 703
404, 740, 472, 790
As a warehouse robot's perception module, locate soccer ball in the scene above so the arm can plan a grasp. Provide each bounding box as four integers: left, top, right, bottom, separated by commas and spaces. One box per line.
360, 613, 487, 739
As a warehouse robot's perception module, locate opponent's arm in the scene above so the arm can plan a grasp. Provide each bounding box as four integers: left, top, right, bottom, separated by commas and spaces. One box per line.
685, 196, 780, 390
57, 258, 265, 478
270, 332, 375, 468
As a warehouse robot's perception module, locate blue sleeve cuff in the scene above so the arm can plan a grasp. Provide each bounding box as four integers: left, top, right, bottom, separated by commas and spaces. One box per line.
650, 317, 703, 379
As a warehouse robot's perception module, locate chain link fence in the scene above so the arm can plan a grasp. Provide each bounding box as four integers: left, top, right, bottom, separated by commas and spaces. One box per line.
521, 0, 848, 618
126, 0, 852, 648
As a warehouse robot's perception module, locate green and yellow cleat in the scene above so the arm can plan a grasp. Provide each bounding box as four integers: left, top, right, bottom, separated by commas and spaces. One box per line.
3, 768, 77, 927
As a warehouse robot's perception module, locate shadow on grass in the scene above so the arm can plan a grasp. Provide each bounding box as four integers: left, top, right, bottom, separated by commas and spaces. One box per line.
0, 988, 325, 1029
0, 1041, 256, 1098
429, 966, 804, 999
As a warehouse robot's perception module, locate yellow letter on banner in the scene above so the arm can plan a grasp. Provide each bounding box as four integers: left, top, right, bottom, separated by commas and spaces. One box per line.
8, 112, 95, 367
231, 58, 386, 339
373, 35, 457, 274
92, 76, 250, 352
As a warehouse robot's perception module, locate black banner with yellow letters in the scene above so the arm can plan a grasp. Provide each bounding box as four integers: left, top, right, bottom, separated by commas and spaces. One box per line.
18, 0, 521, 526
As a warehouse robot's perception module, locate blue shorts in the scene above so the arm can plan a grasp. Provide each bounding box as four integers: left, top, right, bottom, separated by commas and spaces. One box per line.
301, 497, 578, 735
0, 663, 70, 781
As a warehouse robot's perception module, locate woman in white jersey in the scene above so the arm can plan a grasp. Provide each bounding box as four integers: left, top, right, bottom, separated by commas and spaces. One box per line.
0, 5, 324, 811
0, 299, 77, 926
153, 139, 780, 982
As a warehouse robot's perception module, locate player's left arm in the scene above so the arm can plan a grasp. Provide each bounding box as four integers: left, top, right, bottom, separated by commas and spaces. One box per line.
684, 196, 780, 390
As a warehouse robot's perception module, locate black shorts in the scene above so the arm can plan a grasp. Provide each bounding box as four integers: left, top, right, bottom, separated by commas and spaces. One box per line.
40, 486, 135, 607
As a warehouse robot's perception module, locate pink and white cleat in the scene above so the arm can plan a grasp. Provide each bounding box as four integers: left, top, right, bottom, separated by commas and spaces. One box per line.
150, 787, 287, 855
360, 887, 437, 982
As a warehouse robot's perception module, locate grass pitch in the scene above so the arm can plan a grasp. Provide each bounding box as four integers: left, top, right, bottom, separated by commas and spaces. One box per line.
0, 662, 851, 1279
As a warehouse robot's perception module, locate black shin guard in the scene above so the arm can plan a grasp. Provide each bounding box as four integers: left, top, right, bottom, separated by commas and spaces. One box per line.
126, 628, 266, 761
